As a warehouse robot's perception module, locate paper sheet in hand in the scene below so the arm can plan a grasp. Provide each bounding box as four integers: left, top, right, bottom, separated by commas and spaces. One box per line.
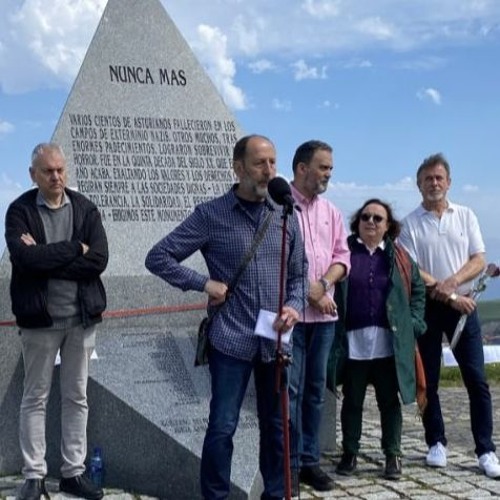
254, 309, 292, 344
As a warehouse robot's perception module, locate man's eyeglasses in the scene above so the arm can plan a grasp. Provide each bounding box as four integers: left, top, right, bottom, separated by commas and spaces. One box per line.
360, 213, 385, 224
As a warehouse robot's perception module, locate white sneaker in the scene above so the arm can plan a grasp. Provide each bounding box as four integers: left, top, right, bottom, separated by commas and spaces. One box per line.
479, 452, 500, 479
426, 442, 447, 468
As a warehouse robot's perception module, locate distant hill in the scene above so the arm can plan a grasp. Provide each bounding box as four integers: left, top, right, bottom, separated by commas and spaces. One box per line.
478, 300, 500, 322
479, 300, 500, 344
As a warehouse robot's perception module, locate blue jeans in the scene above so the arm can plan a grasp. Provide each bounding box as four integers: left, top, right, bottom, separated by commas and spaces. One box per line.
200, 348, 285, 500
418, 300, 495, 457
289, 321, 335, 468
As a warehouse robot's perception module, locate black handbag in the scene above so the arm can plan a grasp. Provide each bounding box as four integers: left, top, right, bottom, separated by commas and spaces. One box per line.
194, 317, 211, 367
194, 211, 273, 366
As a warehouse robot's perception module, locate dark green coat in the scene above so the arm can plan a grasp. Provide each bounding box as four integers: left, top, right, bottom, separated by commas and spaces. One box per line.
327, 236, 426, 405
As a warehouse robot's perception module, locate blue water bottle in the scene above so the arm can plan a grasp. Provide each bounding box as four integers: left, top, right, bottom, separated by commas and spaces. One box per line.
89, 446, 104, 487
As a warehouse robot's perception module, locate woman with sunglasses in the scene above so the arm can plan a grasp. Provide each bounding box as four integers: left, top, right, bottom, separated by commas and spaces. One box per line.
331, 198, 426, 480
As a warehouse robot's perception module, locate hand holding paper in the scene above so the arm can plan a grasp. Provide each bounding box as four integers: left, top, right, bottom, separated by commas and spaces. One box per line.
255, 309, 293, 344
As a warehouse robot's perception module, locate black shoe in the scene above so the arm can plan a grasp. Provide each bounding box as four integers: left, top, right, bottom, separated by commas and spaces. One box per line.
18, 479, 50, 500
59, 475, 103, 500
384, 455, 402, 480
336, 453, 357, 476
299, 465, 334, 492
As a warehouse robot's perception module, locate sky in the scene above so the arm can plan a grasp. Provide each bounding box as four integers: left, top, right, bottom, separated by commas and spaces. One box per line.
1, 0, 500, 297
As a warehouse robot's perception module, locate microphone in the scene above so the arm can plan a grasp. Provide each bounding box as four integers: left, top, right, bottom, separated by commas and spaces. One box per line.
268, 177, 299, 210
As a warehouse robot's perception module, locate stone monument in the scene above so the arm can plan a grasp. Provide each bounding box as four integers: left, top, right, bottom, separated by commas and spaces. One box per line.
0, 0, 335, 497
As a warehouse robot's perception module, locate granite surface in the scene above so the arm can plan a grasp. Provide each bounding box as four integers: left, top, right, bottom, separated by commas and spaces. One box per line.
0, 0, 269, 497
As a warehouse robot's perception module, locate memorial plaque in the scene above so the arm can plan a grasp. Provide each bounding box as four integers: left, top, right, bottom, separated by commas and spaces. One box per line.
52, 0, 242, 283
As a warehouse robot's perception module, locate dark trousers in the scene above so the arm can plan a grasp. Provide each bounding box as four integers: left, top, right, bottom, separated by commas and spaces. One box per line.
340, 356, 401, 456
418, 300, 495, 457
200, 348, 284, 500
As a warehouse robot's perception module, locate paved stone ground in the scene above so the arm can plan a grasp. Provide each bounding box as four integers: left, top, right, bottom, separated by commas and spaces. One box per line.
2, 386, 500, 499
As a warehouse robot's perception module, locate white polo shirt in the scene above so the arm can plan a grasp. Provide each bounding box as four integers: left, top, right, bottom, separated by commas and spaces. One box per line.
399, 200, 485, 295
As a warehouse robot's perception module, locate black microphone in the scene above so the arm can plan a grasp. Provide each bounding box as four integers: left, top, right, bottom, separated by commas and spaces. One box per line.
268, 177, 298, 210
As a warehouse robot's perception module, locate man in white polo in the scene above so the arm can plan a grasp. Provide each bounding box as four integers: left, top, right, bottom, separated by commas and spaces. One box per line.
399, 152, 500, 479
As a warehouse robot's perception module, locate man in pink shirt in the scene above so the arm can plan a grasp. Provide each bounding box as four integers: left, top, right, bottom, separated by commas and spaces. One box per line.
289, 140, 350, 492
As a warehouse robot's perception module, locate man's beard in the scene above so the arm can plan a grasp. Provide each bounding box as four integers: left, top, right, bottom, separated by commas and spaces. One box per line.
426, 191, 445, 202
314, 180, 329, 195
254, 184, 269, 199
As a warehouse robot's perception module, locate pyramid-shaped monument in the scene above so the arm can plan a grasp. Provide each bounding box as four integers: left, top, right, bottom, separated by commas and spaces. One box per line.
0, 0, 273, 498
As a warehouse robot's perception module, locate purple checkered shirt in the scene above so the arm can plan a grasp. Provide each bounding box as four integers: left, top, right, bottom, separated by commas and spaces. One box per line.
145, 186, 308, 362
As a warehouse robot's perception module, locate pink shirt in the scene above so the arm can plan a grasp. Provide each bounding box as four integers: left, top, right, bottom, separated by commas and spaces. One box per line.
291, 183, 351, 323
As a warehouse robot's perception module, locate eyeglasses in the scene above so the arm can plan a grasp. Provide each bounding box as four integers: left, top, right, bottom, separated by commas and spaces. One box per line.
360, 213, 385, 224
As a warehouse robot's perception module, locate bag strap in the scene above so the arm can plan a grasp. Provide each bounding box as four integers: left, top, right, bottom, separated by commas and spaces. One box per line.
227, 210, 273, 293
394, 242, 412, 298
393, 241, 428, 416
208, 209, 274, 320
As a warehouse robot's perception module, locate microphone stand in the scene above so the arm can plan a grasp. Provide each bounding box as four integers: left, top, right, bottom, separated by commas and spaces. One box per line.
274, 202, 294, 500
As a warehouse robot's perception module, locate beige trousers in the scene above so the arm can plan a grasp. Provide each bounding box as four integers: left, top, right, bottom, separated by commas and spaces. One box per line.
19, 324, 96, 479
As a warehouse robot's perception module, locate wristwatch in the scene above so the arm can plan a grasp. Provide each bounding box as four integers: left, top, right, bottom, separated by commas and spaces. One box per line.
448, 292, 458, 302
319, 277, 331, 292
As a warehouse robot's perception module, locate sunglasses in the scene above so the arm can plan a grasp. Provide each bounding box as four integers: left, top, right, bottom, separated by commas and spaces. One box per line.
360, 213, 385, 224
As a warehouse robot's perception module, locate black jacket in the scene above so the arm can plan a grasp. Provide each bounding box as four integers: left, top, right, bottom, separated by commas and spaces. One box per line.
5, 188, 108, 328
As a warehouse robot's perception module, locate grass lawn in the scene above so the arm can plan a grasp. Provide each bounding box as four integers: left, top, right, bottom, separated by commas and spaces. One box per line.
478, 300, 500, 323
441, 363, 500, 386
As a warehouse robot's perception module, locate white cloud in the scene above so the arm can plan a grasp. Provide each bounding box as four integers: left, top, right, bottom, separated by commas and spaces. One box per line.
272, 98, 292, 112
397, 56, 447, 71
1, 1, 500, 93
318, 100, 339, 109
301, 0, 342, 18
345, 59, 373, 69
0, 172, 23, 196
355, 17, 395, 40
0, 0, 105, 93
0, 173, 24, 253
325, 177, 421, 221
326, 178, 494, 239
231, 14, 260, 55
174, 1, 500, 57
248, 59, 276, 74
193, 24, 247, 110
291, 59, 327, 81
332, 176, 416, 195
0, 120, 14, 135
417, 87, 442, 105
358, 60, 372, 68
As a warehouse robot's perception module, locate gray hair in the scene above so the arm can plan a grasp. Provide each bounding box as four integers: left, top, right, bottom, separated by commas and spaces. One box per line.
31, 143, 65, 168
416, 152, 450, 183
